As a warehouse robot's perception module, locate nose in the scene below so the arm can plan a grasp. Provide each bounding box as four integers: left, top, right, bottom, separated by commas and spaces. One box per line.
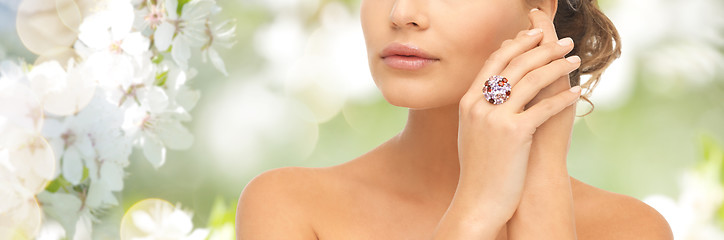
389, 0, 429, 30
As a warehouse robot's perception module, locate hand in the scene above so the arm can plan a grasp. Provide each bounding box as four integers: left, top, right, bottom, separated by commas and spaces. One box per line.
505, 9, 580, 239
454, 10, 582, 227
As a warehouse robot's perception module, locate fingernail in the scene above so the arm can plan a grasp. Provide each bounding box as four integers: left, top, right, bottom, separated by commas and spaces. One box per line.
557, 37, 573, 46
566, 55, 581, 63
526, 28, 542, 36
569, 86, 581, 93
530, 8, 539, 12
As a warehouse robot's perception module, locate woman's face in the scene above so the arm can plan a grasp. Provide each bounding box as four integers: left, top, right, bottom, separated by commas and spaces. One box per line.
361, 0, 532, 109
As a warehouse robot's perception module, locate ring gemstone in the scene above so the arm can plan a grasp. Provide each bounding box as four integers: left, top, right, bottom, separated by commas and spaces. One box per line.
483, 75, 511, 105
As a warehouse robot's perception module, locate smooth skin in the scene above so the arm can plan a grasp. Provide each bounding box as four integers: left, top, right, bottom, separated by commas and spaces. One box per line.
236, 0, 673, 239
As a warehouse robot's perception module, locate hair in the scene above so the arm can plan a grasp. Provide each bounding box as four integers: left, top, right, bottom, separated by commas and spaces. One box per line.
551, 0, 621, 115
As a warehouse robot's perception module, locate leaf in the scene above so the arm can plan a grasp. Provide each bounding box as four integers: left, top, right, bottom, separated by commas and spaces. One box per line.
152, 54, 165, 64
717, 203, 724, 230
207, 197, 237, 228
44, 178, 61, 193
155, 70, 169, 86
699, 134, 724, 185
177, 0, 192, 15
81, 166, 89, 182
44, 174, 71, 193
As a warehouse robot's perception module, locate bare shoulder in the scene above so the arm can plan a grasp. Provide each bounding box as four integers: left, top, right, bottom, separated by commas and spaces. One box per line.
571, 177, 673, 240
236, 167, 324, 239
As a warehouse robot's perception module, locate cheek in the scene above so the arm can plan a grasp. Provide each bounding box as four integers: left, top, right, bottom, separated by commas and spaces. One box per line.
436, 4, 528, 84
360, 0, 389, 56
360, 0, 388, 84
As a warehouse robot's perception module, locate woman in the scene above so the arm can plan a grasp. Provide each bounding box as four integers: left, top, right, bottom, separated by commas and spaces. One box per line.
236, 0, 673, 238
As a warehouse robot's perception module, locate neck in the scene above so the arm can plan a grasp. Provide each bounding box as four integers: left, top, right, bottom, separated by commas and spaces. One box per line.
387, 103, 462, 196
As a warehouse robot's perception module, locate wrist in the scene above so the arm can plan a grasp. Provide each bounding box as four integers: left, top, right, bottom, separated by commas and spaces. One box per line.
434, 197, 508, 239
450, 177, 517, 224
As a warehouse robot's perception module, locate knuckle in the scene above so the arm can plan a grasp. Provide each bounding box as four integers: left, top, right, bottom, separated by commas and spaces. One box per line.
501, 39, 513, 48
546, 43, 561, 55
508, 56, 526, 68
522, 72, 544, 89
538, 98, 557, 113
487, 51, 504, 63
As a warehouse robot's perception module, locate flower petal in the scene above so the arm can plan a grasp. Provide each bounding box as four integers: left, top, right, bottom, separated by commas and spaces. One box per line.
131, 211, 158, 234
165, 0, 178, 20
171, 37, 190, 69
175, 86, 200, 111
0, 149, 10, 171
181, 0, 214, 23
77, 14, 112, 50
206, 48, 228, 76
40, 61, 97, 116
139, 86, 169, 113
120, 32, 150, 56
62, 148, 83, 185
154, 21, 175, 51
101, 162, 124, 191
141, 136, 166, 168
108, 0, 135, 41
186, 229, 210, 240
166, 209, 193, 235
156, 120, 193, 150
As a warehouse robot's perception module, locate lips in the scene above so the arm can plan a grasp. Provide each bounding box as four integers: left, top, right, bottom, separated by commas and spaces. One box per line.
380, 43, 439, 70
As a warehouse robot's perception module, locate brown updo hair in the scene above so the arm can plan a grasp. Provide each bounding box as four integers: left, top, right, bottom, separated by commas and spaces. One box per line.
551, 0, 621, 114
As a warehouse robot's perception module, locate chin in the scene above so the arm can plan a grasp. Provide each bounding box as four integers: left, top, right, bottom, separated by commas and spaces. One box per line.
375, 77, 465, 110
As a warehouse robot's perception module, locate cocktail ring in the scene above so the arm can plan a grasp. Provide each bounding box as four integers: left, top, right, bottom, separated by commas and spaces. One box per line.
483, 75, 511, 105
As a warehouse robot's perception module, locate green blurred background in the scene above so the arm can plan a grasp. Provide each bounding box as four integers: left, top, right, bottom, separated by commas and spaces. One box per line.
1, 0, 723, 237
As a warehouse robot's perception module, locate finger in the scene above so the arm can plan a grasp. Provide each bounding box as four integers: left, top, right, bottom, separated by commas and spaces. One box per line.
519, 86, 581, 128
505, 56, 581, 111
528, 7, 572, 107
465, 28, 543, 95
529, 8, 558, 44
498, 37, 574, 88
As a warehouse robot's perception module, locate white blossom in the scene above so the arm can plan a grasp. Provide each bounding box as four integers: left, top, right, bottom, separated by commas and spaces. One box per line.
154, 0, 215, 69
37, 191, 88, 240
43, 114, 96, 185
76, 0, 154, 105
202, 18, 237, 76
0, 62, 55, 238
644, 172, 724, 239
121, 199, 209, 240
135, 0, 166, 32
27, 60, 97, 116
122, 102, 193, 168
644, 141, 724, 240
1, 0, 234, 238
